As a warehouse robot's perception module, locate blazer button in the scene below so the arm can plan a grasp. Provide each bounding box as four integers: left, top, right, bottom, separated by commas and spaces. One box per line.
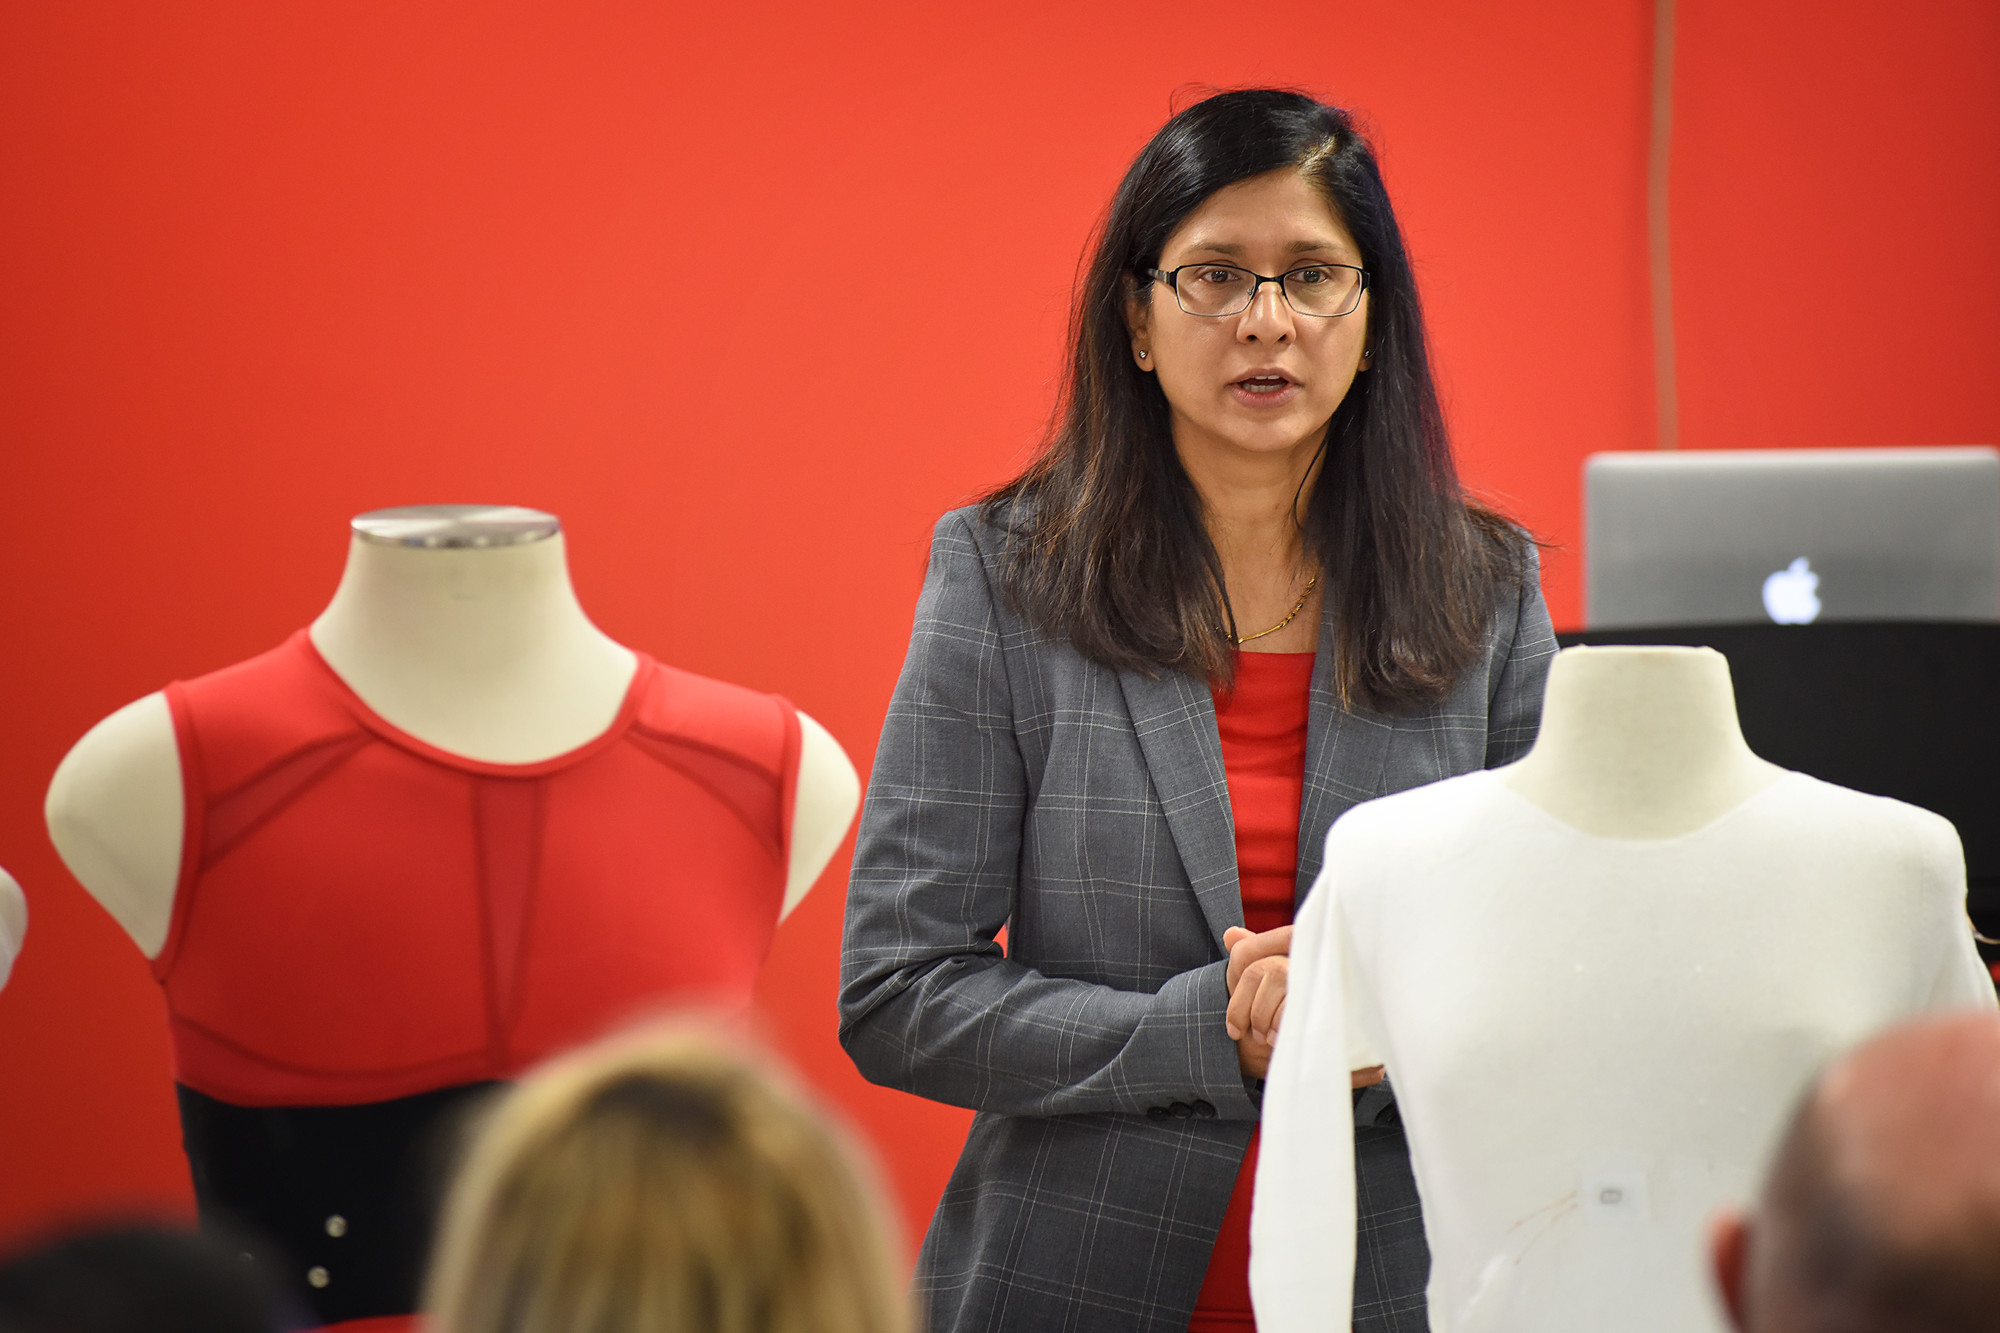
1147, 1106, 1171, 1121
1193, 1100, 1217, 1119
1170, 1101, 1194, 1118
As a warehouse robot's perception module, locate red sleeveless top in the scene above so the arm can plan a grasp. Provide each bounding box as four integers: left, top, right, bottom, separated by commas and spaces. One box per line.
157, 631, 800, 1107
1192, 651, 1314, 1331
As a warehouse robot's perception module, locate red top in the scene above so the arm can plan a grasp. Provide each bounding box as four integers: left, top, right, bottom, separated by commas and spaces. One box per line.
157, 631, 800, 1108
1192, 651, 1314, 1331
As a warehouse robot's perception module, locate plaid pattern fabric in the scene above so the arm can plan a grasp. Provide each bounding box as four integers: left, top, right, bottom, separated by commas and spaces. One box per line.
840, 508, 1557, 1333
1353, 1115, 1432, 1332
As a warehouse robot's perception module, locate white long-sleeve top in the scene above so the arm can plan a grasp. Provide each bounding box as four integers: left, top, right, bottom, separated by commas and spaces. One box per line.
1252, 768, 1995, 1333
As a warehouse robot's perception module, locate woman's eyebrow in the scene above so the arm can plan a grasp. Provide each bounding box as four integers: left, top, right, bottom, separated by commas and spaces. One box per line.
1172, 237, 1353, 259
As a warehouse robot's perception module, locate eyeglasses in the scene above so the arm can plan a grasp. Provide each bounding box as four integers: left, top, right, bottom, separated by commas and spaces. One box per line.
1147, 262, 1369, 319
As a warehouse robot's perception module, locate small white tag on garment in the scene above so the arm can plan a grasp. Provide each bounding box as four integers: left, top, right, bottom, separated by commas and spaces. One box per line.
1579, 1160, 1650, 1225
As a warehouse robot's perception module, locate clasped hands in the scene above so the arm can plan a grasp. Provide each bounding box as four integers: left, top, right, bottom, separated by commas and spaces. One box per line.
1223, 923, 1384, 1089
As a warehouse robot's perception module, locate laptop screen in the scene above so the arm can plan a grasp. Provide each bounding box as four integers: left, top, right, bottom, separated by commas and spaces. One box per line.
1584, 447, 2000, 629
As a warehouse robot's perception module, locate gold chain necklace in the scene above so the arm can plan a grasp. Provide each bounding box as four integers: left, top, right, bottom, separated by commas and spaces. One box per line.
1233, 574, 1319, 644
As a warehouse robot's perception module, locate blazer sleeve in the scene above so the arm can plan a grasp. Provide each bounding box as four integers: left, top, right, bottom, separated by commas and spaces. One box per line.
1484, 540, 1559, 768
838, 511, 1257, 1120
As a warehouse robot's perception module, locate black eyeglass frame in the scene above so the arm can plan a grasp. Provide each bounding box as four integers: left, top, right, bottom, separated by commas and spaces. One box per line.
1145, 262, 1371, 318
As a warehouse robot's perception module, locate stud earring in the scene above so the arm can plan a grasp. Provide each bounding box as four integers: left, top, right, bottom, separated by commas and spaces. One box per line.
1137, 350, 1148, 360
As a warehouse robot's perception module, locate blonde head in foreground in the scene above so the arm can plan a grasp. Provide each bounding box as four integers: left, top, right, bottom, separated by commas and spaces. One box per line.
425, 1023, 911, 1333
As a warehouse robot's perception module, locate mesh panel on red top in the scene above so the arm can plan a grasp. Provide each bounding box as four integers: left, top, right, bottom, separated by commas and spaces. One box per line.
157, 631, 798, 1107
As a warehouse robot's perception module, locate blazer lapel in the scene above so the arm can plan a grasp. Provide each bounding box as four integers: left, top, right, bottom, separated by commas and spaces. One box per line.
1118, 666, 1242, 952
1295, 615, 1394, 905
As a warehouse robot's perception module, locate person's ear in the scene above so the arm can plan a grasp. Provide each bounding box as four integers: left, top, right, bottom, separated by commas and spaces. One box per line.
1124, 280, 1155, 372
1708, 1208, 1752, 1330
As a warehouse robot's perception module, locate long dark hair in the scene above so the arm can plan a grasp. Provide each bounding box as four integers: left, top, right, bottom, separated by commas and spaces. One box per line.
983, 88, 1524, 712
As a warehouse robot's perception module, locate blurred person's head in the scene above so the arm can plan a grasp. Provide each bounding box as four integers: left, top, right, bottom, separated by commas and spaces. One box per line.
0, 1222, 283, 1333
424, 1022, 910, 1333
1710, 1010, 2000, 1332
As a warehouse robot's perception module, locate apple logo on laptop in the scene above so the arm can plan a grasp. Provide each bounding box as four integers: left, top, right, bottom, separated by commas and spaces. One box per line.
1762, 557, 1822, 624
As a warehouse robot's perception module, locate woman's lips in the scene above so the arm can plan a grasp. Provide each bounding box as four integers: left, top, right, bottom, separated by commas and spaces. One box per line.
1230, 375, 1300, 407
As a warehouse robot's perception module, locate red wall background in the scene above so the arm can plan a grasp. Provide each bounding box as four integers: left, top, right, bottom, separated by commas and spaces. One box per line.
1, 0, 1994, 1255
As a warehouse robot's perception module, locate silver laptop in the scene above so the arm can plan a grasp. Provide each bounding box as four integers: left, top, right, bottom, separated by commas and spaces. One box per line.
1585, 447, 2000, 629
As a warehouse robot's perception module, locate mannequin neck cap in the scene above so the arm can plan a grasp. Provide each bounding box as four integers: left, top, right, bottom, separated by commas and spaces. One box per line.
351, 505, 560, 550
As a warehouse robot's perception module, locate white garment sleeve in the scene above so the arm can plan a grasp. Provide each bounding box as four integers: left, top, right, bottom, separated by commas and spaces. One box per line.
1931, 930, 1998, 1012
1912, 811, 1998, 1013
1250, 849, 1383, 1331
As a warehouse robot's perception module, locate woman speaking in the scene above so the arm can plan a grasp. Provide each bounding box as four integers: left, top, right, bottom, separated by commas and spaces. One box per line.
839, 89, 1555, 1333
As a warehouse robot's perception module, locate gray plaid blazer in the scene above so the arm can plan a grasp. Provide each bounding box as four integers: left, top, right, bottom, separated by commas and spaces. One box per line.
840, 507, 1556, 1333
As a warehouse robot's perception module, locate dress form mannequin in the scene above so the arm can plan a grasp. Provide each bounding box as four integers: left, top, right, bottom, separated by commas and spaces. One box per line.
44, 505, 862, 1332
1253, 645, 1994, 1333
0, 867, 24, 991
48, 505, 859, 958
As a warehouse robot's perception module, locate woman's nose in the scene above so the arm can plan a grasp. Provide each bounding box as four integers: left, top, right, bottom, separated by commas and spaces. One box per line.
1236, 280, 1295, 342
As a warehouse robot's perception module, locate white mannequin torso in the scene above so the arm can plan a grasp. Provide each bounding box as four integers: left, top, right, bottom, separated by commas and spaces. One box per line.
1252, 644, 1995, 1333
46, 508, 859, 958
1497, 645, 1785, 838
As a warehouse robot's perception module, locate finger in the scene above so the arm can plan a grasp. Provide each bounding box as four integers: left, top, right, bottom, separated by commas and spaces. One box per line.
1223, 927, 1252, 990
1248, 962, 1286, 1042
1226, 924, 1295, 990
1239, 1031, 1275, 1079
1231, 958, 1281, 1040
1225, 962, 1265, 1040
1233, 924, 1295, 964
1225, 971, 1252, 1040
1249, 962, 1287, 1043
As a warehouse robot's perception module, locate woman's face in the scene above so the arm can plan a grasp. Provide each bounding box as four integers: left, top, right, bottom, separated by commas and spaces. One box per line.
1128, 168, 1370, 469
